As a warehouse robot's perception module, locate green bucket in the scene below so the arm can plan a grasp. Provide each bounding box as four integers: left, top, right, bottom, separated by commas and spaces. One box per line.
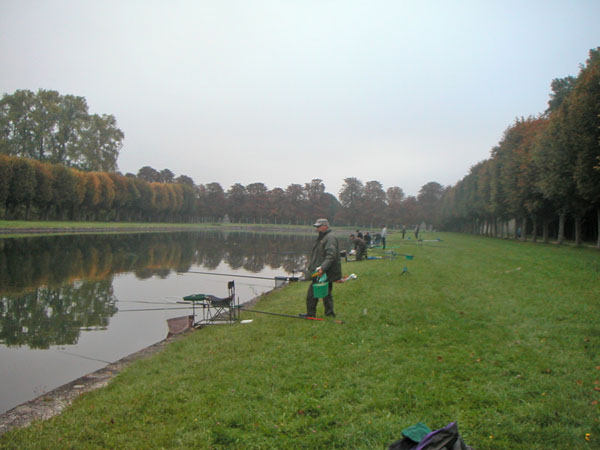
312, 282, 329, 298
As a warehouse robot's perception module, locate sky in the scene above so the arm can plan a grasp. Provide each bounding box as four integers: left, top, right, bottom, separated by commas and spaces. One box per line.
1, 1, 599, 198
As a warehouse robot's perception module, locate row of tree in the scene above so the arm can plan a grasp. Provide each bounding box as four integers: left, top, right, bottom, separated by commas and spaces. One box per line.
438, 48, 600, 247
0, 155, 198, 222
0, 153, 438, 226
0, 89, 124, 171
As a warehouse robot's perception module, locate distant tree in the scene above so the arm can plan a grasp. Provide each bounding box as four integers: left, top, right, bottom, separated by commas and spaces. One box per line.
402, 196, 419, 227
0, 155, 12, 217
175, 174, 195, 186
6, 157, 36, 218
339, 177, 364, 225
285, 184, 307, 224
569, 48, 600, 248
0, 89, 123, 171
137, 166, 161, 183
50, 163, 79, 220
31, 160, 54, 219
386, 186, 405, 227
160, 169, 175, 183
417, 181, 445, 229
226, 183, 247, 222
205, 182, 226, 220
304, 179, 329, 219
268, 187, 286, 223
246, 182, 269, 223
363, 180, 387, 227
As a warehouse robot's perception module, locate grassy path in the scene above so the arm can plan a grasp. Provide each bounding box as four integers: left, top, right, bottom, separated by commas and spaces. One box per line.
1, 232, 598, 449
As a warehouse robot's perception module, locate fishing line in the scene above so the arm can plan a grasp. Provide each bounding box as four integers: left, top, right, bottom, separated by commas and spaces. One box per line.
57, 350, 112, 364
115, 299, 180, 305
178, 270, 299, 281
118, 306, 192, 312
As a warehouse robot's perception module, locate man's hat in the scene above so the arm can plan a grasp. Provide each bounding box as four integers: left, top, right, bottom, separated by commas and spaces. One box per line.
313, 218, 329, 227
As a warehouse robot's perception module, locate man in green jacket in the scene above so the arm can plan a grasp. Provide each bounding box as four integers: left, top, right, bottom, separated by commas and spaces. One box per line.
302, 218, 342, 318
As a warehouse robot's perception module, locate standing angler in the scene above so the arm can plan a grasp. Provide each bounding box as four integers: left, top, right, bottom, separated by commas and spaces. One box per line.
301, 218, 342, 318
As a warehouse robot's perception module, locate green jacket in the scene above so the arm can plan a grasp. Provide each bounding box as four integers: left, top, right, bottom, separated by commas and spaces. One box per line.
307, 229, 342, 281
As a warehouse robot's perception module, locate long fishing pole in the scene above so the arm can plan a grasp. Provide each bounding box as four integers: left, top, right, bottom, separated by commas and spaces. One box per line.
118, 306, 192, 312
178, 270, 300, 282
237, 308, 343, 324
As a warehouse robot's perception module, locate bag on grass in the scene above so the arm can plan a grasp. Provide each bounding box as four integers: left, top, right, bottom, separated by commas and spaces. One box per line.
388, 421, 473, 450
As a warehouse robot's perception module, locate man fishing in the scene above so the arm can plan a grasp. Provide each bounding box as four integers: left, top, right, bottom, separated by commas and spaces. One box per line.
350, 234, 367, 261
302, 218, 341, 318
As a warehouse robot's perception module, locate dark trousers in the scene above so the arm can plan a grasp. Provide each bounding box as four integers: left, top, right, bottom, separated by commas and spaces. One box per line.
382, 237, 386, 249
306, 281, 335, 317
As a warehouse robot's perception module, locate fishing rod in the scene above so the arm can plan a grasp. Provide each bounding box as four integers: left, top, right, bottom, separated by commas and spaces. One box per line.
118, 306, 193, 312
178, 270, 300, 282
236, 307, 343, 324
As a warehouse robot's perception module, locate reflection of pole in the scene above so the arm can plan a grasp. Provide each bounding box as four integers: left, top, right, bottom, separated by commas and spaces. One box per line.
179, 270, 299, 282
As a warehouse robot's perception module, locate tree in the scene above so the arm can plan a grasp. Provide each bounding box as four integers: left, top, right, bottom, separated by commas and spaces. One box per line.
160, 169, 175, 183
0, 155, 12, 217
175, 174, 195, 186
304, 179, 329, 220
417, 181, 445, 229
205, 182, 226, 220
285, 184, 307, 224
386, 186, 405, 227
0, 89, 123, 171
339, 177, 364, 225
50, 163, 79, 219
226, 183, 247, 222
363, 180, 387, 227
137, 166, 161, 182
76, 114, 123, 172
7, 157, 36, 218
246, 182, 269, 223
569, 48, 600, 248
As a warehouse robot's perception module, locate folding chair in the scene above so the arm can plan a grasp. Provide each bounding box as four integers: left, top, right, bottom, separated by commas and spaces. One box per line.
182, 280, 238, 326
204, 280, 238, 323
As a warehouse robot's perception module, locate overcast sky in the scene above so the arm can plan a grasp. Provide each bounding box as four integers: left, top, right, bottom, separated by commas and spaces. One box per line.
1, 1, 599, 198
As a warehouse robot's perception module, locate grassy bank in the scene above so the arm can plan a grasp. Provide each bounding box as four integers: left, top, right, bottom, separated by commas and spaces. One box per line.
1, 233, 599, 449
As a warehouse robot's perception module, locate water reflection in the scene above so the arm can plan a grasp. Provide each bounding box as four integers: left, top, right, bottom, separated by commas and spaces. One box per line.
1, 280, 117, 349
0, 231, 310, 350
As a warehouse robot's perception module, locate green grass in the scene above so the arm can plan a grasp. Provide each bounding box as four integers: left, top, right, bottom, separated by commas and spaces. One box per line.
1, 233, 599, 449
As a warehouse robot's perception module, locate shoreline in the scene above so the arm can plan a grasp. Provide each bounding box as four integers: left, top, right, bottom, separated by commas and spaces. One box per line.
0, 287, 274, 435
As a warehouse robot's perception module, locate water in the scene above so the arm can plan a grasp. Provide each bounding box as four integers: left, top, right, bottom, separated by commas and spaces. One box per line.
0, 231, 311, 414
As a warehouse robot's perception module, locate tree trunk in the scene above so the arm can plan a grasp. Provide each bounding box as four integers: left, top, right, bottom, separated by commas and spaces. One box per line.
532, 216, 538, 243
597, 208, 600, 249
520, 217, 527, 242
542, 218, 549, 243
557, 212, 566, 245
575, 214, 582, 246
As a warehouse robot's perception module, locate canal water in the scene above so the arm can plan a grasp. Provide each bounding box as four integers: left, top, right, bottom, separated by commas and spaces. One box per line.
0, 231, 312, 414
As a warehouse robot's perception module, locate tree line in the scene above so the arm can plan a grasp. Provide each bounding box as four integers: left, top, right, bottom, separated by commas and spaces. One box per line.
438, 48, 600, 247
0, 154, 438, 226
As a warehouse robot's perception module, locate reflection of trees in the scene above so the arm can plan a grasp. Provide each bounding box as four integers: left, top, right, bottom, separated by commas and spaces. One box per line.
0, 278, 117, 349
0, 232, 313, 297
0, 232, 314, 349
